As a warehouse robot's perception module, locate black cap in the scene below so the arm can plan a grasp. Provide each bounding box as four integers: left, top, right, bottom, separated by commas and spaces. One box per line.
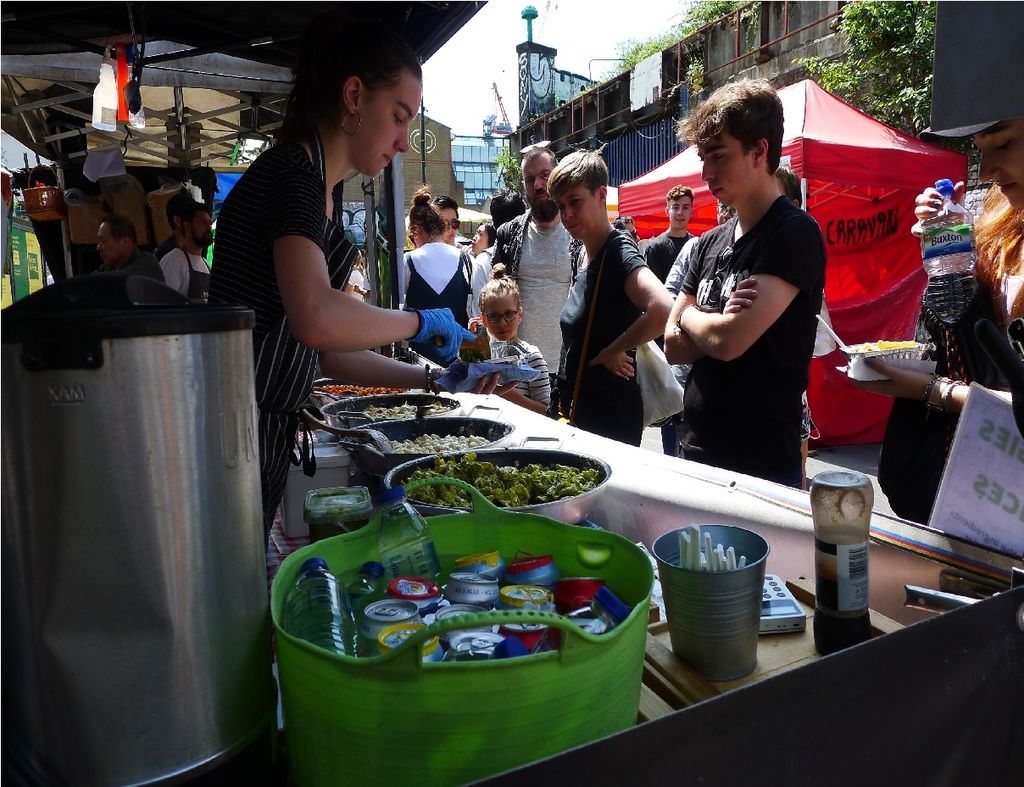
921, 2, 1024, 141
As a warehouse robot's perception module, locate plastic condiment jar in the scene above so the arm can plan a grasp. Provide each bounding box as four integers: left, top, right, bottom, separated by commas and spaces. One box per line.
498, 584, 554, 611
387, 577, 443, 617
452, 550, 506, 580
376, 622, 442, 662
505, 554, 560, 587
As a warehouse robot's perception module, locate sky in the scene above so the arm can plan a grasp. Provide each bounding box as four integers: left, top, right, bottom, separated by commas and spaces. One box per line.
421, 0, 688, 136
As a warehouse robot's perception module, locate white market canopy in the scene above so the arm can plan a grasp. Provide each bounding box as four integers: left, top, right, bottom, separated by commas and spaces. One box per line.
1, 2, 482, 169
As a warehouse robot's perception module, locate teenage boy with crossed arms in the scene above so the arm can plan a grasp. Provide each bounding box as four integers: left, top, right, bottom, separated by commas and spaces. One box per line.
664, 79, 826, 487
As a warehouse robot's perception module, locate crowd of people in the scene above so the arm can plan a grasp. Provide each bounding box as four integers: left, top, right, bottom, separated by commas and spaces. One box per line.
377, 73, 1021, 510
188, 7, 1020, 531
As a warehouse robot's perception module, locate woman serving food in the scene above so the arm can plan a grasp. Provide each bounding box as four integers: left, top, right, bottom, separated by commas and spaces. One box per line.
209, 9, 475, 537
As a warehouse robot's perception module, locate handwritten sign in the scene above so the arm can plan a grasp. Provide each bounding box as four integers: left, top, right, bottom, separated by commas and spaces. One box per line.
930, 384, 1024, 556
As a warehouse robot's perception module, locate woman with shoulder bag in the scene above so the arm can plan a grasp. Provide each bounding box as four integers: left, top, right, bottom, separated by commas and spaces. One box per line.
549, 149, 673, 445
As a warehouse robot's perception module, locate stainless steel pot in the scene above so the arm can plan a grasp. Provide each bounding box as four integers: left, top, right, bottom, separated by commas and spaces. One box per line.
303, 409, 515, 478
383, 448, 612, 524
1, 276, 274, 785
322, 392, 460, 427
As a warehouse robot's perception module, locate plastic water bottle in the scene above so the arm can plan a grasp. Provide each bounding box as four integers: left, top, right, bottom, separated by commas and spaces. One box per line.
90, 53, 118, 132
920, 178, 977, 323
375, 486, 441, 580
343, 561, 387, 614
586, 586, 632, 635
282, 557, 356, 655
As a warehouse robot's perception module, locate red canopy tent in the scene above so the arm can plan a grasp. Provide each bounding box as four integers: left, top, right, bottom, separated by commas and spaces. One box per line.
618, 79, 967, 446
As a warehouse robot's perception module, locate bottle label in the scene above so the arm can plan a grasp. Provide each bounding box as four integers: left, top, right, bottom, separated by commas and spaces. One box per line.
922, 223, 973, 260
814, 539, 869, 615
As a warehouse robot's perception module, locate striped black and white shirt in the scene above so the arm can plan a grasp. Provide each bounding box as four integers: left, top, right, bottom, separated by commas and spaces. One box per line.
490, 338, 551, 408
209, 142, 352, 413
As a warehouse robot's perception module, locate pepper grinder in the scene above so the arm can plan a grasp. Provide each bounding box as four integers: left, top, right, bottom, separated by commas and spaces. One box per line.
809, 470, 873, 655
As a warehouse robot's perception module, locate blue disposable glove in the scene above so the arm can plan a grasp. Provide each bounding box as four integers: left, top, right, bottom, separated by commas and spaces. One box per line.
408, 308, 475, 364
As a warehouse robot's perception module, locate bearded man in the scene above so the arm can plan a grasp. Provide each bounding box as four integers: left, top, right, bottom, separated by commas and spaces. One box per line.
492, 143, 583, 413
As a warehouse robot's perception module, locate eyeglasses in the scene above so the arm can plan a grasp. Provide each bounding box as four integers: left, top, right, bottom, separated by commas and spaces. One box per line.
484, 309, 519, 324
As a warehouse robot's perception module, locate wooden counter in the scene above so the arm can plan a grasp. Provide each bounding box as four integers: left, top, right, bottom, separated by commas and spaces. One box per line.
638, 578, 903, 722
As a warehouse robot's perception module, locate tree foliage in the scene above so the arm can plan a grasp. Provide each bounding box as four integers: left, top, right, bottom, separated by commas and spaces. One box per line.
494, 144, 522, 189
614, 32, 680, 74
608, 2, 753, 89
677, 1, 751, 37
801, 1, 936, 137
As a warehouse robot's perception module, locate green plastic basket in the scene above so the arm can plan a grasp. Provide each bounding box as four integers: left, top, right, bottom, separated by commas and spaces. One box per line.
271, 477, 654, 786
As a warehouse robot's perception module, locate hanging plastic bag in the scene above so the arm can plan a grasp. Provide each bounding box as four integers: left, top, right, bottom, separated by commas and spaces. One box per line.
635, 340, 686, 428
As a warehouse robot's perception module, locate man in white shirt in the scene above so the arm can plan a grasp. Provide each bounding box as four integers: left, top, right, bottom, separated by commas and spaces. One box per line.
492, 144, 583, 413
159, 200, 213, 302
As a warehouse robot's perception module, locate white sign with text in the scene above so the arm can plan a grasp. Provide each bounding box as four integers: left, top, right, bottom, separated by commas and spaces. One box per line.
930, 384, 1024, 556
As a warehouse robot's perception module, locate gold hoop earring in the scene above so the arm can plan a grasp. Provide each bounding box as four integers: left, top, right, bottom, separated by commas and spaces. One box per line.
342, 111, 362, 136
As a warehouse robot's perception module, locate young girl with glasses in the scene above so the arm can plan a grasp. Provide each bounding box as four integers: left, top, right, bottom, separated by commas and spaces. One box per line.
473, 264, 551, 414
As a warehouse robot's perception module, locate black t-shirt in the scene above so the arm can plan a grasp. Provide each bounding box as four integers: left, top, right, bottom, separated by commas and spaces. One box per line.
679, 197, 826, 478
644, 231, 690, 283
559, 230, 647, 394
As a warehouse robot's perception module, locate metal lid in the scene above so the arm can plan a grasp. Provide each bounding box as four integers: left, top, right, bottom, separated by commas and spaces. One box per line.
1, 275, 253, 343
363, 599, 419, 623
387, 577, 440, 600
447, 631, 504, 651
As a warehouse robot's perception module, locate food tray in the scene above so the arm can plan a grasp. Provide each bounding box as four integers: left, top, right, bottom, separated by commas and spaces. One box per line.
841, 342, 934, 381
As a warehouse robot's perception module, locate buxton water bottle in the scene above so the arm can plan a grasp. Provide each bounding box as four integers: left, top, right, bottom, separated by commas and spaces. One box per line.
282, 557, 357, 655
920, 178, 977, 323
375, 486, 441, 580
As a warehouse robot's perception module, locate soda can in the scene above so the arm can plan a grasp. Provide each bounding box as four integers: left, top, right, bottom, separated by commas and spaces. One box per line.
444, 631, 506, 661
498, 622, 549, 652
377, 622, 442, 662
435, 603, 489, 628
445, 572, 500, 607
359, 599, 420, 646
498, 584, 554, 611
387, 577, 443, 617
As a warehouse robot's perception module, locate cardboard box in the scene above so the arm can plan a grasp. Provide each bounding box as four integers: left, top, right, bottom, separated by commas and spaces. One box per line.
66, 197, 109, 245
108, 193, 150, 246
147, 188, 178, 245
67, 193, 151, 246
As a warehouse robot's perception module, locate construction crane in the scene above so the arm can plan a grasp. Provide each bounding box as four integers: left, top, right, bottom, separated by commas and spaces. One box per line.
491, 82, 512, 135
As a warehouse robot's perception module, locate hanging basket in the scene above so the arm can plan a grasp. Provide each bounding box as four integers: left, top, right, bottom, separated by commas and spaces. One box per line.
23, 186, 67, 221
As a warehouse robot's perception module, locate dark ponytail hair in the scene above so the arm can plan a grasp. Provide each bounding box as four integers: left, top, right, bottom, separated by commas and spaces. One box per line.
408, 186, 446, 239
279, 10, 422, 145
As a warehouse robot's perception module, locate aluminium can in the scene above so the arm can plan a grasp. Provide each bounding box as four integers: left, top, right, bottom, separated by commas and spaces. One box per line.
444, 631, 506, 661
359, 599, 420, 644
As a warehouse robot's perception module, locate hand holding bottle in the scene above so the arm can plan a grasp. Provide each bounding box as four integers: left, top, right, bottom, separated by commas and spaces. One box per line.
911, 180, 966, 237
